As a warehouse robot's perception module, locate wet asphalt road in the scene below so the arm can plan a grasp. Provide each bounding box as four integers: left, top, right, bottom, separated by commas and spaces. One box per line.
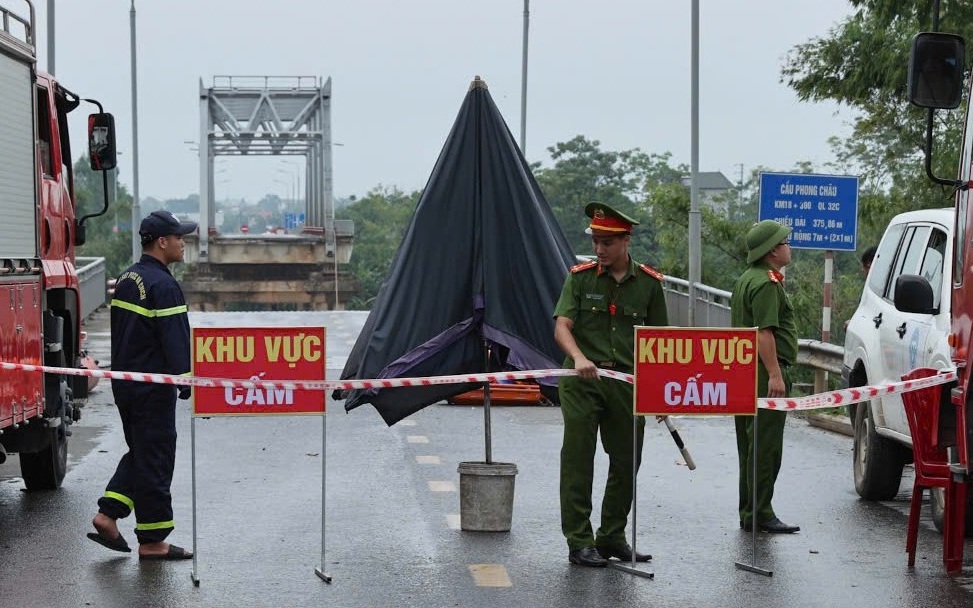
1, 308, 972, 608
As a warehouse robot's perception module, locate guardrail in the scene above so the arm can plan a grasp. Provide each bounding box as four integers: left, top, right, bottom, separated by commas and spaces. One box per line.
76, 257, 106, 320
663, 276, 844, 391
662, 276, 732, 327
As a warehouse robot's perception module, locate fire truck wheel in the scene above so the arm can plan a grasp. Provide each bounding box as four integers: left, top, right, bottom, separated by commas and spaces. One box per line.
929, 488, 973, 537
19, 424, 68, 491
853, 402, 905, 501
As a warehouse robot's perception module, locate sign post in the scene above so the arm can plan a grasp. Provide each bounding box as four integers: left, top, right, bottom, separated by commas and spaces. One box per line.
189, 326, 329, 585
632, 327, 760, 577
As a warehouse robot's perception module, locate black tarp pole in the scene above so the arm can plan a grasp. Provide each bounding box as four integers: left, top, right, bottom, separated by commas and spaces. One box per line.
484, 339, 492, 464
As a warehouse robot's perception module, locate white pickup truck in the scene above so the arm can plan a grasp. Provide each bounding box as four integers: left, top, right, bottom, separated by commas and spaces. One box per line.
842, 207, 972, 529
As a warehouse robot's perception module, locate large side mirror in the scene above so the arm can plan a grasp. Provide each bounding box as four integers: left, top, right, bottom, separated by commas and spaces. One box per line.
908, 32, 965, 109
88, 113, 117, 171
894, 274, 936, 314
75, 220, 86, 247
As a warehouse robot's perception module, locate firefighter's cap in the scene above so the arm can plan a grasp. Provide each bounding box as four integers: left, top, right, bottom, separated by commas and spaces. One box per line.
584, 202, 638, 235
139, 210, 198, 245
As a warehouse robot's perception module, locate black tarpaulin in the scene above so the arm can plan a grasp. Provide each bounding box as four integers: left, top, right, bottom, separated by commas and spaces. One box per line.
337, 76, 576, 426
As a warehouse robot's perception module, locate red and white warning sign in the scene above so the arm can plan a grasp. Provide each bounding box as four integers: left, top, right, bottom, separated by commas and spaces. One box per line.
634, 327, 758, 416
192, 326, 327, 416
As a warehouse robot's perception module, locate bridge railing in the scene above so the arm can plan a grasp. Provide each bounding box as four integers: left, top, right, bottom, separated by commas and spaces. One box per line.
76, 257, 106, 320
663, 276, 843, 393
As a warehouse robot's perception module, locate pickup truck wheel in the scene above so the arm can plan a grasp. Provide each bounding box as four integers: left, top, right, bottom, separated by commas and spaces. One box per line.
853, 402, 904, 500
19, 423, 68, 490
929, 487, 973, 537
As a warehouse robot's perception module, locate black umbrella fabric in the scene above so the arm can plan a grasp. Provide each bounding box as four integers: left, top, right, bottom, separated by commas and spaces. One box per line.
337, 77, 576, 426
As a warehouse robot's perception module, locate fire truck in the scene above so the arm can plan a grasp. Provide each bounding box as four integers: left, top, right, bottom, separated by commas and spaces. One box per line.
0, 0, 116, 489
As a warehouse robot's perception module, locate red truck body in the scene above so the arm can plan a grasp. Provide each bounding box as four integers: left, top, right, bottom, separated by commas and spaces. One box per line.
0, 1, 114, 489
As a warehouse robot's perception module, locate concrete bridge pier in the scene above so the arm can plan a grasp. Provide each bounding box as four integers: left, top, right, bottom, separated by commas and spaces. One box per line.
180, 229, 356, 311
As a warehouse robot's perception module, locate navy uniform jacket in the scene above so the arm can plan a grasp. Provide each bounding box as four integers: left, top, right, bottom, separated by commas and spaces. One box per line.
110, 255, 191, 401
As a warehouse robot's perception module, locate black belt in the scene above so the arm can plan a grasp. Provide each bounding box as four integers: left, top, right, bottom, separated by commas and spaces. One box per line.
596, 361, 632, 373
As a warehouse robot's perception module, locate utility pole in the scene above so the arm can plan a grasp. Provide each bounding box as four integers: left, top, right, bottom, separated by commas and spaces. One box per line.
737, 163, 745, 220
46, 0, 54, 74
519, 0, 529, 154
687, 0, 700, 326
130, 1, 142, 263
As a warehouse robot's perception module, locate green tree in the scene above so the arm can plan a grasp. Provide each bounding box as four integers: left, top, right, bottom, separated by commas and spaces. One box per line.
336, 186, 421, 309
777, 0, 973, 350
781, 0, 973, 230
73, 156, 135, 277
533, 135, 685, 266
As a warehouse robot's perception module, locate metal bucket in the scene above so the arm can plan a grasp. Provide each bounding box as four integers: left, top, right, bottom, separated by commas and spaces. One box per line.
457, 461, 518, 532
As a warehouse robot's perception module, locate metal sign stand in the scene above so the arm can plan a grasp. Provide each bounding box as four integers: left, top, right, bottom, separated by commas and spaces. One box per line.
315, 413, 332, 582
191, 415, 200, 586
188, 410, 331, 585
609, 416, 653, 579
735, 413, 772, 576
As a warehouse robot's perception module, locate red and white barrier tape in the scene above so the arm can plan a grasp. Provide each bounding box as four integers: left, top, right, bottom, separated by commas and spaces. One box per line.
0, 361, 628, 392
757, 369, 957, 410
0, 361, 956, 412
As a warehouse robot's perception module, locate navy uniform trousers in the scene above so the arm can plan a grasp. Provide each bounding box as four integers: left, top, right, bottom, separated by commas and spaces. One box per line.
97, 388, 178, 544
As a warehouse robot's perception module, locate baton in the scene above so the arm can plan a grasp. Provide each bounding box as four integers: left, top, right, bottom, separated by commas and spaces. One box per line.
662, 417, 696, 470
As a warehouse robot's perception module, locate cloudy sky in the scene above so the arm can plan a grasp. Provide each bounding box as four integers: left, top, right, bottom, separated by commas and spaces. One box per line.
30, 0, 855, 204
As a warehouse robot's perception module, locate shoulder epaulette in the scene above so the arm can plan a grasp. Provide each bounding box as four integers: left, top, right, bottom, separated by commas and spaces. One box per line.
570, 261, 597, 274
766, 269, 784, 284
639, 264, 664, 281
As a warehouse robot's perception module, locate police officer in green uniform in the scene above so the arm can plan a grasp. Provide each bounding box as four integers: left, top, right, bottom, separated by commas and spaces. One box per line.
553, 203, 669, 567
731, 219, 800, 534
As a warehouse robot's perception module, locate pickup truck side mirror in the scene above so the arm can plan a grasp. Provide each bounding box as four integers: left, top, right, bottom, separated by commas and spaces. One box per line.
908, 32, 965, 109
894, 274, 936, 314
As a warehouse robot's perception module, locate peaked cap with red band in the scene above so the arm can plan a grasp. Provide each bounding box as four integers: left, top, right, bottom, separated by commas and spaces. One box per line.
584, 202, 639, 235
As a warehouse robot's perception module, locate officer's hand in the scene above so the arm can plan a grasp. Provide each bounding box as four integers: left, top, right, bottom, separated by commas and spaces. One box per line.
575, 356, 599, 380
767, 375, 786, 399
178, 386, 192, 400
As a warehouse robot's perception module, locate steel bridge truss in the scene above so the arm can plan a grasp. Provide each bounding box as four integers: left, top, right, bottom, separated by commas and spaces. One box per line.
197, 75, 334, 257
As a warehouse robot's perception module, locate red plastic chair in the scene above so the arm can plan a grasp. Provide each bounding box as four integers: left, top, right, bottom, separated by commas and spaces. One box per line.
901, 368, 967, 573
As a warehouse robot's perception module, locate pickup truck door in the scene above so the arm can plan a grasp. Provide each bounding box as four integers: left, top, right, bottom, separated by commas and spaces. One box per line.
878, 224, 949, 439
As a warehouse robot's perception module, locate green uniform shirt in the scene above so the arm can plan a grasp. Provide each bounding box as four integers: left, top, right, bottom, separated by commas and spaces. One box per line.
730, 262, 798, 365
553, 258, 669, 371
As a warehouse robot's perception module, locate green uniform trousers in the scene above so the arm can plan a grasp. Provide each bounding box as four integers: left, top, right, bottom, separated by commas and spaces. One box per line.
734, 365, 792, 525
559, 375, 644, 551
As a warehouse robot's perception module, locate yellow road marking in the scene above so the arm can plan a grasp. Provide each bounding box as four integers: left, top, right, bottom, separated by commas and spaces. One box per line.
468, 564, 511, 587
399, 420, 417, 426
406, 435, 429, 444
416, 455, 441, 465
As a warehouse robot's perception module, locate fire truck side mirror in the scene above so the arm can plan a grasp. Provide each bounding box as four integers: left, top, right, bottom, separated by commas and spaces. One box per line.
893, 274, 936, 315
908, 32, 965, 110
75, 221, 86, 247
88, 113, 117, 171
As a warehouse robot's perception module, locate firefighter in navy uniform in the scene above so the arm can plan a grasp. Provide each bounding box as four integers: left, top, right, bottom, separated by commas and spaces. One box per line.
87, 210, 197, 560
553, 203, 669, 567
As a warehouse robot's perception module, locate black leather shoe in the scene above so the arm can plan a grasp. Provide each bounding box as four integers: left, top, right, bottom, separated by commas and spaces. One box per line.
757, 517, 800, 533
596, 543, 651, 562
740, 520, 752, 531
568, 546, 609, 567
